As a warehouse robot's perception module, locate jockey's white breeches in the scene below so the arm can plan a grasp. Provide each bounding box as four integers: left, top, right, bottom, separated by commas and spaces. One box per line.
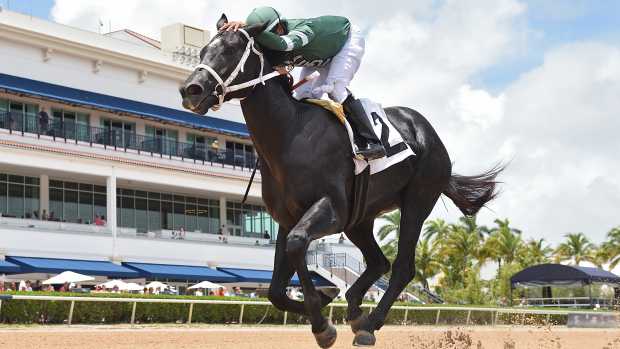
294, 25, 365, 103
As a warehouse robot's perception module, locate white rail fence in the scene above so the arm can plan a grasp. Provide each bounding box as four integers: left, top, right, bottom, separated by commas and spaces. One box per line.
0, 295, 614, 326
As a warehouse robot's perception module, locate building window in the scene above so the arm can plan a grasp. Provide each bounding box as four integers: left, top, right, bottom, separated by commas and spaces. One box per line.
226, 141, 255, 168
185, 133, 218, 161
226, 202, 278, 239
0, 173, 40, 219
49, 180, 106, 223
117, 189, 219, 234
0, 98, 39, 133
51, 108, 90, 141
145, 125, 178, 156
101, 118, 136, 149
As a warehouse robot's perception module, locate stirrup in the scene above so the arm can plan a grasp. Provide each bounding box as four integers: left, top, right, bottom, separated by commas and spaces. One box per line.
355, 143, 386, 161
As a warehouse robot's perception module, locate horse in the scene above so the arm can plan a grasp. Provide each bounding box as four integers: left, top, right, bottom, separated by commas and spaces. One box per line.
180, 14, 503, 348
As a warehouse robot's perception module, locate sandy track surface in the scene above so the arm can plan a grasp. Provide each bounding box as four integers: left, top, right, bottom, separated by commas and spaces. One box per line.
1, 325, 620, 349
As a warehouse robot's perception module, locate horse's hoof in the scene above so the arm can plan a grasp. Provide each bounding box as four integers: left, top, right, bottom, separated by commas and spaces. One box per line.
353, 330, 376, 347
314, 320, 337, 348
348, 313, 368, 334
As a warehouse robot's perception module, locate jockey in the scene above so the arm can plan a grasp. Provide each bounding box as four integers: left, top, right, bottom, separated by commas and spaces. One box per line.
220, 6, 386, 161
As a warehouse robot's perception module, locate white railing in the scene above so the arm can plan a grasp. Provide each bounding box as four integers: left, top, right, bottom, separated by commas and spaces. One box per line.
0, 216, 273, 247
0, 294, 613, 326
0, 216, 109, 234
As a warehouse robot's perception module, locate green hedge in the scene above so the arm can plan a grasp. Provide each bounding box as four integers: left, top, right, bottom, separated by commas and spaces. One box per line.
0, 292, 568, 326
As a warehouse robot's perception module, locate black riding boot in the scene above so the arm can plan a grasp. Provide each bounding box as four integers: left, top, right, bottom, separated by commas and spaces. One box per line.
343, 95, 386, 161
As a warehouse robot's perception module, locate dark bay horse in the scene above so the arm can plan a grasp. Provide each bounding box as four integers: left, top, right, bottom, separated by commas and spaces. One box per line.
180, 15, 503, 348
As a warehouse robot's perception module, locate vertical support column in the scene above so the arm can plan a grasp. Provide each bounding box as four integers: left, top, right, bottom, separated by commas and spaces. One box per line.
239, 304, 245, 324
90, 114, 101, 129
219, 196, 227, 235
135, 120, 146, 135
107, 170, 117, 258
130, 302, 137, 325
283, 311, 288, 325
68, 300, 75, 325
188, 303, 194, 324
435, 309, 441, 325
39, 174, 49, 217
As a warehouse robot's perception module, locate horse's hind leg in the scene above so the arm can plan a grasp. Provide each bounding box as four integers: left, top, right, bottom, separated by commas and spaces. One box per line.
354, 184, 443, 346
344, 219, 390, 329
287, 196, 346, 349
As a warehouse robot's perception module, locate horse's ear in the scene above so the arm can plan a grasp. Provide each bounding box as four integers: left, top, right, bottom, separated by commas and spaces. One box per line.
216, 13, 228, 31
245, 22, 269, 37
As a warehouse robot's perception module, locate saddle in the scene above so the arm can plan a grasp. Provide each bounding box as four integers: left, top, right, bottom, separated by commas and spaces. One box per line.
305, 99, 346, 125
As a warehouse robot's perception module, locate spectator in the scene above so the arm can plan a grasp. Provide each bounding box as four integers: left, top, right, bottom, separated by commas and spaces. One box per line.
217, 287, 225, 297
101, 215, 107, 226
94, 215, 105, 226
179, 226, 185, 239
338, 233, 345, 244
0, 283, 5, 292
38, 110, 50, 135
41, 209, 48, 221
25, 281, 33, 292
263, 231, 270, 239
8, 111, 16, 130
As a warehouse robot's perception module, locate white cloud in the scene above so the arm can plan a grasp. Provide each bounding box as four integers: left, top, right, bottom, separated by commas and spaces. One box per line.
50, 1, 620, 244
449, 85, 505, 129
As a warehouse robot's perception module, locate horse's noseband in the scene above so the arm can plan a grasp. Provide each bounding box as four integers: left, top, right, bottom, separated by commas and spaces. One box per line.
193, 29, 281, 111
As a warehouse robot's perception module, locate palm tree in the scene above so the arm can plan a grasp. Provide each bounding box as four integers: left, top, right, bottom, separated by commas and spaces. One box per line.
414, 236, 441, 289
517, 238, 553, 267
439, 224, 482, 287
554, 233, 595, 265
599, 227, 620, 269
480, 218, 523, 269
423, 218, 450, 241
377, 210, 400, 243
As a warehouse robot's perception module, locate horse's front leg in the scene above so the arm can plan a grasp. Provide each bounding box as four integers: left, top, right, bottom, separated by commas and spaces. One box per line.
287, 196, 345, 349
269, 227, 341, 315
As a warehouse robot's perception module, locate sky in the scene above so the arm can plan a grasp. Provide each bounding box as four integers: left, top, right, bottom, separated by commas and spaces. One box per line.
4, 0, 620, 246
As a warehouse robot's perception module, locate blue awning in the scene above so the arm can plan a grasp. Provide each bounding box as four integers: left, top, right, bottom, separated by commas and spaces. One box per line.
0, 259, 21, 273
123, 262, 238, 282
0, 73, 249, 137
6, 256, 141, 278
218, 267, 334, 287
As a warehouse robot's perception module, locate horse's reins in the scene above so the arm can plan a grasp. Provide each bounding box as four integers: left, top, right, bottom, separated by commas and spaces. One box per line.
193, 28, 282, 111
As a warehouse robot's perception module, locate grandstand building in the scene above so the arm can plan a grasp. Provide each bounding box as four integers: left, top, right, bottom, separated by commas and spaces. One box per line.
0, 8, 366, 293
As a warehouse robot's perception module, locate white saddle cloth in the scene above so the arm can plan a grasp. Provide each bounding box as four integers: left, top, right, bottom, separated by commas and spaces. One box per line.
345, 99, 416, 175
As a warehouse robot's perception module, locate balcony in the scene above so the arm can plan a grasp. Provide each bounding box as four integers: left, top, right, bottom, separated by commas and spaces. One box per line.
0, 111, 257, 172
0, 216, 273, 247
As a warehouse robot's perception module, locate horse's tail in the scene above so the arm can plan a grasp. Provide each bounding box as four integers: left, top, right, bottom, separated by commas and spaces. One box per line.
443, 164, 505, 216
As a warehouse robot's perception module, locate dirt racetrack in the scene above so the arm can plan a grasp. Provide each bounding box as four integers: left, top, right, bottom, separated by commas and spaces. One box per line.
1, 325, 620, 349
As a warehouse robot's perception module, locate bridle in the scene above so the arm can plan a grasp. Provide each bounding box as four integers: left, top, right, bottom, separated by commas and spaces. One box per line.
193, 28, 282, 111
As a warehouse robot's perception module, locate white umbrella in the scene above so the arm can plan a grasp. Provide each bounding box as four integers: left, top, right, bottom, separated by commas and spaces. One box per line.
43, 271, 94, 285
188, 280, 223, 289
124, 282, 144, 291
145, 281, 169, 290
98, 279, 128, 289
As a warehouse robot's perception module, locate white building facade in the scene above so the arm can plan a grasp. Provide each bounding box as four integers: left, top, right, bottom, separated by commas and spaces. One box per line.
0, 8, 366, 293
